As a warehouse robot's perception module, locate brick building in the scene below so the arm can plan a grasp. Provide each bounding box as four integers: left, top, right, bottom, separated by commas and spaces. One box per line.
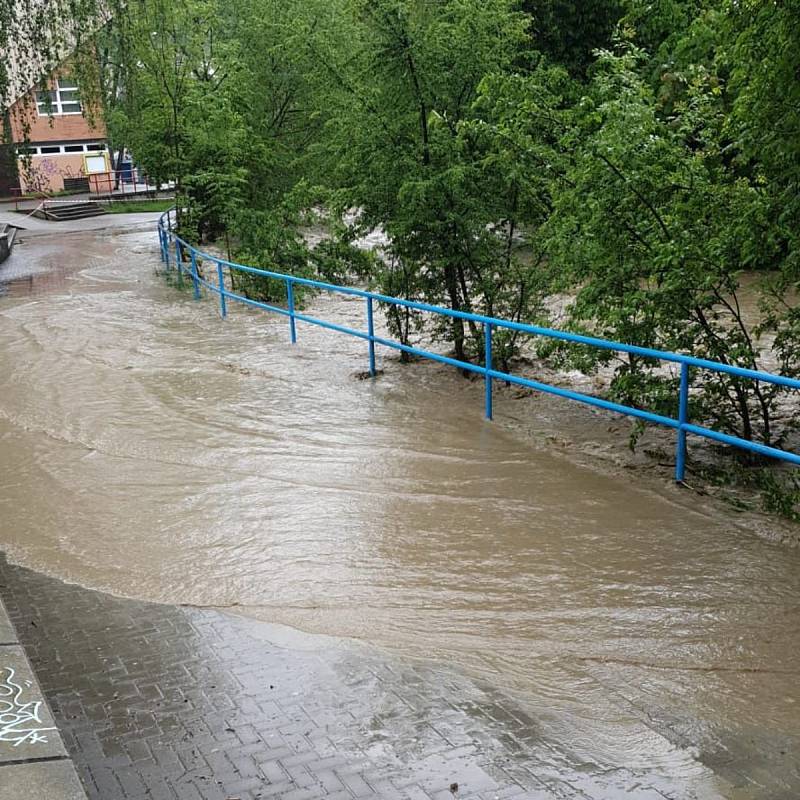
7, 69, 109, 194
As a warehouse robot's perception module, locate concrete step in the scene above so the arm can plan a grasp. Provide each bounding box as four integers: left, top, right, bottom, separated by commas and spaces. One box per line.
33, 203, 107, 221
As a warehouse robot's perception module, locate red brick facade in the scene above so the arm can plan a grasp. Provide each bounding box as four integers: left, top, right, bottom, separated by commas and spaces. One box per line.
10, 102, 105, 144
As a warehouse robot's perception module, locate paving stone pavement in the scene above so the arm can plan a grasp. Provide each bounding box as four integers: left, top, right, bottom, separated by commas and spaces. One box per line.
0, 556, 701, 800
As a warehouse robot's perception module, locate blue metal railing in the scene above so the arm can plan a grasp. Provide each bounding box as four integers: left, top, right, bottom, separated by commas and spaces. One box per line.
157, 210, 800, 481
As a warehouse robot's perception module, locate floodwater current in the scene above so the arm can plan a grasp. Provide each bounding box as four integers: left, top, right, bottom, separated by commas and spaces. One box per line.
1, 226, 799, 797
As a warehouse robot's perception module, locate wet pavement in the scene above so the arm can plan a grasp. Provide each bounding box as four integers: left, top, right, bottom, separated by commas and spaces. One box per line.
0, 224, 799, 798
0, 593, 87, 799
0, 555, 747, 800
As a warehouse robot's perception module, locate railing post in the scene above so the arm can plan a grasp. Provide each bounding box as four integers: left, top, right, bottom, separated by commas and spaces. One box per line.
675, 362, 689, 482
158, 228, 165, 262
217, 261, 227, 318
176, 240, 184, 286
484, 322, 493, 421
286, 279, 297, 343
190, 250, 200, 300
367, 296, 376, 377
162, 230, 169, 264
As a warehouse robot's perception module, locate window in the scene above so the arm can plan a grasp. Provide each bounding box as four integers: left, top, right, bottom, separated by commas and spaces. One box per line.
36, 78, 83, 116
26, 141, 107, 156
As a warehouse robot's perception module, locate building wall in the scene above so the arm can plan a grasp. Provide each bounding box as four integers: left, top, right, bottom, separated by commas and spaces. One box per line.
8, 69, 106, 145
18, 152, 106, 193
11, 106, 105, 144
9, 68, 107, 193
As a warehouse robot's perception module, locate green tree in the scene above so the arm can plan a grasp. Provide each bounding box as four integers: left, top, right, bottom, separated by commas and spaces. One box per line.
547, 43, 791, 446
314, 0, 540, 362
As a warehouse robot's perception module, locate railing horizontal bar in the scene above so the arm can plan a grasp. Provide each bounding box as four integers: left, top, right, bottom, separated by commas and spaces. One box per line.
371, 337, 678, 428
164, 225, 800, 391
293, 311, 370, 341
682, 423, 800, 466
192, 273, 217, 291
224, 290, 291, 318
174, 259, 214, 291
485, 368, 680, 429
372, 337, 800, 466
158, 212, 800, 471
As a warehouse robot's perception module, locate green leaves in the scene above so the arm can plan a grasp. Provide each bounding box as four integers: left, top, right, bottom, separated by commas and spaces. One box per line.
306, 0, 550, 359
542, 40, 796, 444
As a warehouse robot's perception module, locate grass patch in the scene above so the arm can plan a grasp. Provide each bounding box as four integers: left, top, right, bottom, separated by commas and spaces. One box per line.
104, 199, 174, 214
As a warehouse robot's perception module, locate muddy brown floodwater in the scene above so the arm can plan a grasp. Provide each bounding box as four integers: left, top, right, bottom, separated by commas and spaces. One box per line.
1, 227, 799, 797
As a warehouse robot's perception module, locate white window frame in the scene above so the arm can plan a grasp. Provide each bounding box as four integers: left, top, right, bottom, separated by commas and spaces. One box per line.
29, 142, 106, 156
36, 78, 83, 116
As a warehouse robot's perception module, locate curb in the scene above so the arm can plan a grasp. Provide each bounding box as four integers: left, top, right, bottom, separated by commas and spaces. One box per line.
0, 224, 15, 264
0, 595, 88, 800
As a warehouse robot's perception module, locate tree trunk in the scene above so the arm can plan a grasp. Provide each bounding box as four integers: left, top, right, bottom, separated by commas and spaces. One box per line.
444, 263, 466, 363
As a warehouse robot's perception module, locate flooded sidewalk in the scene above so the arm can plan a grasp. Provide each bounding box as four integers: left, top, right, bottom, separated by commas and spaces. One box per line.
0, 227, 799, 798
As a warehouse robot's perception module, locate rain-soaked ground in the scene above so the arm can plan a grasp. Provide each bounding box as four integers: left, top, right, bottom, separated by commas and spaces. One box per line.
0, 224, 799, 797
